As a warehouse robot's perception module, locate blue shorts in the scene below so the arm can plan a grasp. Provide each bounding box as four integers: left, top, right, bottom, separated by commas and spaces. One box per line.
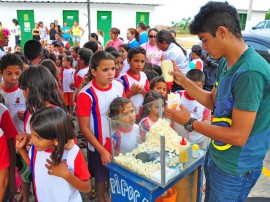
72, 36, 81, 43
204, 151, 262, 202
87, 150, 109, 182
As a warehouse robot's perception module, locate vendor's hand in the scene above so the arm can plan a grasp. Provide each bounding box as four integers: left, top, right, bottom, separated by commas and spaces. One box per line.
45, 158, 70, 179
100, 149, 112, 166
169, 60, 187, 86
165, 104, 191, 125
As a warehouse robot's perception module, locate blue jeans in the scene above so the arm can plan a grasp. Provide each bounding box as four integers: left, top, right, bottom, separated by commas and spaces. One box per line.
204, 151, 262, 202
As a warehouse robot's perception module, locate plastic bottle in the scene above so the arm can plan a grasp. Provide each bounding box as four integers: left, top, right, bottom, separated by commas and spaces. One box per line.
161, 60, 174, 91
179, 137, 188, 163
192, 144, 200, 158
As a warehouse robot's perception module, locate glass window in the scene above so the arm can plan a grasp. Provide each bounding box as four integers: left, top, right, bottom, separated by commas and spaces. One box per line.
245, 41, 270, 64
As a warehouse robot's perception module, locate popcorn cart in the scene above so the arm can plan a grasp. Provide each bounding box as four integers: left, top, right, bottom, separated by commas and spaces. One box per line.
106, 98, 207, 202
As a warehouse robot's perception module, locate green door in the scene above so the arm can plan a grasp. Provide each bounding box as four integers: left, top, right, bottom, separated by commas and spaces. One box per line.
17, 10, 35, 49
136, 12, 149, 27
97, 11, 112, 45
63, 10, 79, 46
239, 13, 247, 30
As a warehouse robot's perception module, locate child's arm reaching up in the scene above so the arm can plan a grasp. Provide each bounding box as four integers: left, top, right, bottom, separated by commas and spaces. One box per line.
45, 156, 91, 193
16, 134, 30, 166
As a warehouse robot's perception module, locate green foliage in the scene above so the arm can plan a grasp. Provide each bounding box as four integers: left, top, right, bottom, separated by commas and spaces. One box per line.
171, 17, 192, 32
266, 10, 270, 19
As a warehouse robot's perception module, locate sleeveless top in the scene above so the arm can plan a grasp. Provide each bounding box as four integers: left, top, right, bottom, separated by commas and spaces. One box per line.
72, 26, 80, 36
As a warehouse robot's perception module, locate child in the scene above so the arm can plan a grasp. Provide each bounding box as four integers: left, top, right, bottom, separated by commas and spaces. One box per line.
150, 76, 168, 98
120, 46, 149, 119
61, 56, 75, 118
190, 45, 203, 71
71, 46, 80, 68
118, 44, 130, 74
55, 54, 64, 72
40, 59, 61, 88
0, 100, 17, 202
139, 91, 165, 131
16, 107, 91, 202
108, 97, 140, 154
0, 53, 26, 134
176, 69, 209, 145
76, 51, 125, 202
110, 50, 124, 80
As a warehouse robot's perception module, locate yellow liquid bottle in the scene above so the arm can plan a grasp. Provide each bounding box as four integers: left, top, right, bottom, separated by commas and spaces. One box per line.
179, 137, 188, 163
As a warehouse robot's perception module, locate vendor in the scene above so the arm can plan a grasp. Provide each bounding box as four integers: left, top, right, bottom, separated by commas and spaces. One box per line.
165, 1, 270, 202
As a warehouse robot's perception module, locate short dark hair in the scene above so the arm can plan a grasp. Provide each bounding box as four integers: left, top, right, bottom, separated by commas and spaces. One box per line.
145, 70, 159, 82
0, 53, 24, 72
13, 51, 29, 66
90, 33, 99, 41
78, 48, 93, 66
110, 50, 122, 59
83, 41, 98, 53
150, 76, 165, 90
71, 46, 80, 54
137, 22, 146, 30
189, 1, 242, 38
119, 44, 130, 52
104, 46, 116, 53
24, 39, 43, 61
48, 53, 57, 63
127, 46, 146, 60
186, 69, 205, 83
63, 55, 73, 67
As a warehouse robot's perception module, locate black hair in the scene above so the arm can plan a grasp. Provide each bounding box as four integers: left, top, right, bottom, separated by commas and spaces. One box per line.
83, 41, 98, 53
137, 22, 146, 30
0, 53, 24, 72
19, 65, 66, 114
64, 50, 71, 56
89, 51, 115, 80
189, 1, 242, 38
150, 76, 166, 90
24, 40, 43, 61
141, 90, 165, 119
90, 33, 99, 41
71, 46, 80, 54
48, 53, 57, 63
145, 70, 159, 82
56, 54, 64, 64
30, 107, 74, 165
110, 50, 122, 59
168, 30, 176, 36
40, 59, 60, 84
108, 97, 132, 118
119, 44, 130, 52
127, 46, 146, 60
13, 51, 29, 66
152, 64, 162, 76
148, 28, 158, 35
55, 32, 62, 38
156, 30, 187, 56
12, 19, 19, 26
186, 69, 205, 83
104, 46, 116, 53
42, 48, 49, 60
78, 48, 93, 66
63, 55, 73, 67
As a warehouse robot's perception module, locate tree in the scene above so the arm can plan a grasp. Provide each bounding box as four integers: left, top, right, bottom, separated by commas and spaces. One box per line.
266, 10, 270, 19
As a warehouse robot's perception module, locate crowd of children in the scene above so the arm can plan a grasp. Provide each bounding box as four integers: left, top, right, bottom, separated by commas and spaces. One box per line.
0, 22, 209, 202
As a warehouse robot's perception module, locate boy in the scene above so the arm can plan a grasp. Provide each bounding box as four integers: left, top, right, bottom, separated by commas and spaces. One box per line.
165, 2, 270, 201
23, 39, 43, 65
189, 45, 203, 71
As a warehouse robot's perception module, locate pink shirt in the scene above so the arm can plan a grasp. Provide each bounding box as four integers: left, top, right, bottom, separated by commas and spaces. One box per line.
140, 42, 163, 66
106, 38, 124, 49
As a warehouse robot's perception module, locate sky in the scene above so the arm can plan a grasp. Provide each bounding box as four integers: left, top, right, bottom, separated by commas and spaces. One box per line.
154, 0, 270, 26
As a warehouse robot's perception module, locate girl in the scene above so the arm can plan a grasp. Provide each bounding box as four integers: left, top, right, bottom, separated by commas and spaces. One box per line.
126, 28, 140, 48
120, 46, 149, 119
118, 43, 130, 74
150, 76, 168, 98
71, 20, 85, 47
90, 33, 103, 51
139, 91, 165, 131
106, 27, 123, 49
38, 21, 49, 48
140, 28, 163, 66
56, 54, 64, 71
32, 23, 41, 41
49, 23, 56, 41
40, 59, 61, 88
12, 19, 21, 45
110, 50, 124, 80
77, 51, 125, 202
16, 107, 91, 202
109, 97, 141, 155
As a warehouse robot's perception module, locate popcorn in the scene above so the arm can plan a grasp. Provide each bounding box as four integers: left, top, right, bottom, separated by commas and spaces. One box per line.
167, 92, 181, 109
114, 119, 190, 179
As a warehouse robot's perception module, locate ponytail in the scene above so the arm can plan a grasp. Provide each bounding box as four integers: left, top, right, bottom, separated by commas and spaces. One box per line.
172, 39, 187, 56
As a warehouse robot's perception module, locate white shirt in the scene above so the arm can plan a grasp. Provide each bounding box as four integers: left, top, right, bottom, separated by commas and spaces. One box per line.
62, 68, 75, 93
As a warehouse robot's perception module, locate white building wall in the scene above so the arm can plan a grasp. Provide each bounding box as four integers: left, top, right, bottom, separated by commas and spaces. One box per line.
1, 2, 156, 47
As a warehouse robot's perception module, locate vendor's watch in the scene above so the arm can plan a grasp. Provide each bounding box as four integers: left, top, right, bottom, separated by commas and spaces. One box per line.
184, 117, 197, 132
